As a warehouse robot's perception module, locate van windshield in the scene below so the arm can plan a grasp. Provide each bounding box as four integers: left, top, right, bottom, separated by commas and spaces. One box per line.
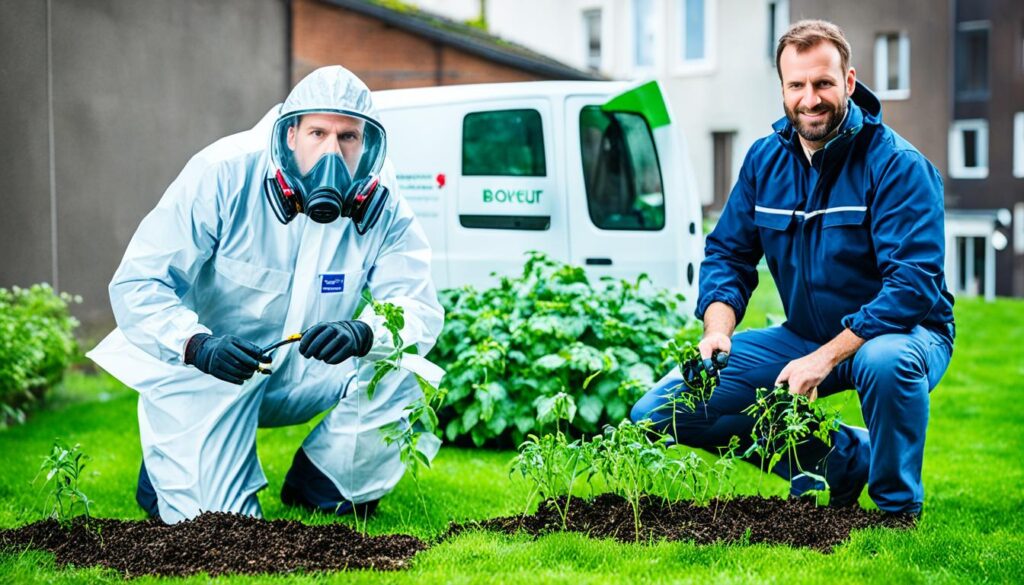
579, 107, 665, 231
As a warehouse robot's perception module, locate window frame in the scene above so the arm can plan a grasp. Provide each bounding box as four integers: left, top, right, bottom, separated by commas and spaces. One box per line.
632, 0, 658, 72
578, 106, 667, 232
582, 8, 603, 72
874, 31, 911, 100
461, 108, 547, 177
1014, 112, 1024, 179
948, 119, 989, 180
766, 0, 789, 66
955, 20, 991, 101
673, 0, 716, 75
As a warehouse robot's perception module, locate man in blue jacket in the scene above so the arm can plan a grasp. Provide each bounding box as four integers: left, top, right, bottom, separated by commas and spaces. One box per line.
631, 20, 955, 516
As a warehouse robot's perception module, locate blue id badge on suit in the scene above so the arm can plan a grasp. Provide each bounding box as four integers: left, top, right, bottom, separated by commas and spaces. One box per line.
320, 274, 345, 293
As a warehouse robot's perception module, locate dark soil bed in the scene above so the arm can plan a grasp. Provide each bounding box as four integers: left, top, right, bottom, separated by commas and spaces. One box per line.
451, 493, 916, 552
0, 512, 425, 577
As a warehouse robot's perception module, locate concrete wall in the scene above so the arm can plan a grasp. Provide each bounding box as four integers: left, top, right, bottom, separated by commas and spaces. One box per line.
0, 1, 53, 290
0, 0, 289, 337
292, 0, 544, 90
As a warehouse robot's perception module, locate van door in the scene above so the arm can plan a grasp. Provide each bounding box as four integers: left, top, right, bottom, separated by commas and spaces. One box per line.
564, 82, 701, 310
449, 99, 568, 287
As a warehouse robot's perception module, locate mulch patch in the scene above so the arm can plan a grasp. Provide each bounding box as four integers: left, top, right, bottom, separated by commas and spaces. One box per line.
1, 496, 917, 576
0, 512, 426, 578
450, 493, 917, 552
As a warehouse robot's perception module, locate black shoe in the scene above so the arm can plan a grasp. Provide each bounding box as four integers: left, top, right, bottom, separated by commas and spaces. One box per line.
280, 448, 379, 517
136, 461, 160, 520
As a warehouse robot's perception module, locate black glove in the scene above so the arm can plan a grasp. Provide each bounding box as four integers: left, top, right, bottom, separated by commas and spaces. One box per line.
184, 333, 270, 385
299, 320, 373, 365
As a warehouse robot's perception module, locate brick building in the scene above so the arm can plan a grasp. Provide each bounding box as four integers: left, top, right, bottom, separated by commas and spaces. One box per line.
292, 0, 600, 89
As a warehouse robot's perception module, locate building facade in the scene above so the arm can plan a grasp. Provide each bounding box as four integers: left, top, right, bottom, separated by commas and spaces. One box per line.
432, 0, 1024, 298
790, 0, 1024, 298
471, 0, 791, 214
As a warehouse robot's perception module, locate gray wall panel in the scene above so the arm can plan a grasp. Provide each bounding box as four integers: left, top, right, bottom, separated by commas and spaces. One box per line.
0, 1, 53, 288
0, 0, 288, 335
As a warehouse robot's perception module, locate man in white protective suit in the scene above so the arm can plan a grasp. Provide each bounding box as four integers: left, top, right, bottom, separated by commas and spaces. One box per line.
88, 66, 444, 524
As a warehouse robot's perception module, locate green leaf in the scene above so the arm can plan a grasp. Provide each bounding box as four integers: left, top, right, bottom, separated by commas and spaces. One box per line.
535, 354, 567, 371
578, 394, 604, 425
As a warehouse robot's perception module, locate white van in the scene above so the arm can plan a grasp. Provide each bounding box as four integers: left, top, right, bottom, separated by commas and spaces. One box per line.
374, 80, 704, 311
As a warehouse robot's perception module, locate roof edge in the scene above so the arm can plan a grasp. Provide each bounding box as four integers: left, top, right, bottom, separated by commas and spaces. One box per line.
318, 0, 604, 81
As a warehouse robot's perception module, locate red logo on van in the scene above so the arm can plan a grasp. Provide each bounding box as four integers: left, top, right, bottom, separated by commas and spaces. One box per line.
436, 173, 446, 189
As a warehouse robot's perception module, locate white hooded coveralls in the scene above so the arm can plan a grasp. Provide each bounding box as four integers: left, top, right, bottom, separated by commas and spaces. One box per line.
88, 66, 443, 524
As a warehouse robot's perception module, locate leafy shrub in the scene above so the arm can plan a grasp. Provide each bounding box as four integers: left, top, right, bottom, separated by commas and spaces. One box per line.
434, 252, 699, 447
0, 284, 80, 426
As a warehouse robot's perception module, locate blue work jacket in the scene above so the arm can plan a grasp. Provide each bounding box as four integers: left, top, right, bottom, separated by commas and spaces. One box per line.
698, 82, 955, 344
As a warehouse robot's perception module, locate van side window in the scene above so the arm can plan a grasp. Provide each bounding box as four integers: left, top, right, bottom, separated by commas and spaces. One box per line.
579, 107, 665, 231
463, 109, 547, 176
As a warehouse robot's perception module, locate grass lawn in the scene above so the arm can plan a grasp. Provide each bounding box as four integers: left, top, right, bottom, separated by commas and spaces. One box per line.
2, 285, 1023, 583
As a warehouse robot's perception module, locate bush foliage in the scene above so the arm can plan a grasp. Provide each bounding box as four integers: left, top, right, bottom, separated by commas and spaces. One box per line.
0, 284, 79, 426
433, 252, 699, 447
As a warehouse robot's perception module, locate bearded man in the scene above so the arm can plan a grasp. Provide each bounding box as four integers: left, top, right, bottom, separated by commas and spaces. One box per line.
631, 20, 955, 518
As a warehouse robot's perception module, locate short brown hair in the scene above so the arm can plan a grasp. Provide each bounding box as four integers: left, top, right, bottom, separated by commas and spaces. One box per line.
775, 19, 852, 79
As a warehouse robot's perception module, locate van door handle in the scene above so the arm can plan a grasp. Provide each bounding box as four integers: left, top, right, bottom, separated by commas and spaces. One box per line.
585, 258, 613, 266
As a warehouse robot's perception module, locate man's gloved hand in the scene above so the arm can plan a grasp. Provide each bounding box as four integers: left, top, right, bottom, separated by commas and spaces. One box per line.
184, 333, 270, 385
299, 320, 373, 365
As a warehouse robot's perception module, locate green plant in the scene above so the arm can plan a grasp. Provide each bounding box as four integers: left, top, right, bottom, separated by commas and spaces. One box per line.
363, 289, 408, 401
0, 284, 80, 427
363, 290, 447, 526
510, 393, 596, 529
36, 439, 92, 527
592, 419, 673, 541
742, 385, 841, 495
434, 252, 699, 447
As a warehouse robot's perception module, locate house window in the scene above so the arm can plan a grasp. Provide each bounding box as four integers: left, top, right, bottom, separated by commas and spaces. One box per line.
680, 0, 706, 61
583, 9, 602, 71
579, 107, 665, 231
874, 32, 910, 99
463, 109, 546, 176
1015, 112, 1024, 179
949, 119, 988, 179
633, 0, 656, 68
955, 21, 990, 100
767, 0, 789, 64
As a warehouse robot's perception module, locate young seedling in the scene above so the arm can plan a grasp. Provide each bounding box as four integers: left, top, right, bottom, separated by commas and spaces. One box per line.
741, 385, 840, 497
363, 289, 408, 401
361, 289, 447, 527
36, 439, 92, 528
592, 419, 672, 542
510, 392, 595, 529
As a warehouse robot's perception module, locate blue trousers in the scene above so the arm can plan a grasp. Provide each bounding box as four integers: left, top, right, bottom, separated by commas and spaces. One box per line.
631, 324, 953, 513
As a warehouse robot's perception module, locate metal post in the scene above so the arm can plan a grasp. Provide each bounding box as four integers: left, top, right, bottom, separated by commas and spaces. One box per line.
965, 236, 975, 296
985, 233, 995, 301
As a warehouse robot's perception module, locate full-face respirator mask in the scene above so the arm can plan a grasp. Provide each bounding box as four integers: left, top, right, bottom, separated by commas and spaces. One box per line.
264, 109, 388, 234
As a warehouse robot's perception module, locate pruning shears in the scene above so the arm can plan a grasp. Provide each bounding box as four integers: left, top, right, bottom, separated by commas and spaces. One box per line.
255, 333, 303, 375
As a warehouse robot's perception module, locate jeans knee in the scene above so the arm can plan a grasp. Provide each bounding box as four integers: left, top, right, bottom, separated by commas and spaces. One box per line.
855, 337, 926, 380
630, 392, 661, 424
